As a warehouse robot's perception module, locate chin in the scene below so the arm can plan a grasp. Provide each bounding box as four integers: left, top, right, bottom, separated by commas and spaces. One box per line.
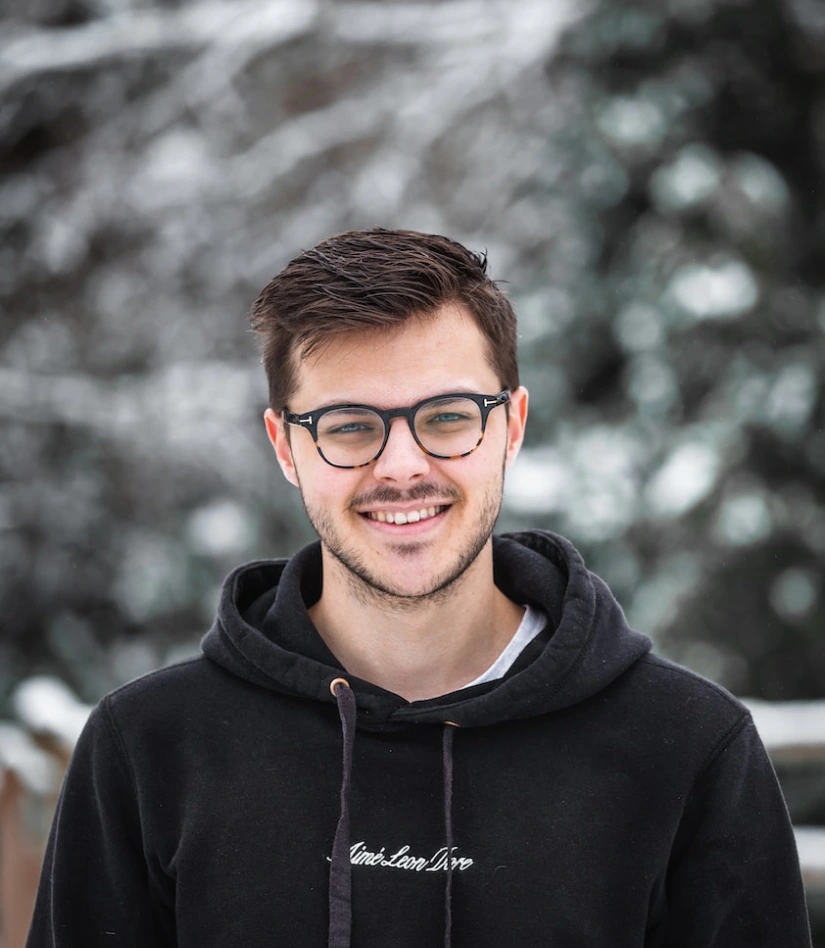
339, 546, 486, 606
306, 489, 501, 604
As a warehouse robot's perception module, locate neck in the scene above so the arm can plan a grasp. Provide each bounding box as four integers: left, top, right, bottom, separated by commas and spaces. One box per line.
308, 543, 525, 702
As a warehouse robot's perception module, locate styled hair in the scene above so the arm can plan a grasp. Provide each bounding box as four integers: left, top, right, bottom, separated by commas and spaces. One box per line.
249, 228, 519, 410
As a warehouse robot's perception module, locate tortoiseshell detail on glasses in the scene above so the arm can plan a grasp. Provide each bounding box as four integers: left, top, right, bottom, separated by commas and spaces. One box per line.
284, 390, 510, 469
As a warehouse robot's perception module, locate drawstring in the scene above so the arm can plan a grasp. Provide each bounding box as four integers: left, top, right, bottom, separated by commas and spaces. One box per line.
329, 678, 356, 948
328, 678, 459, 948
442, 722, 458, 948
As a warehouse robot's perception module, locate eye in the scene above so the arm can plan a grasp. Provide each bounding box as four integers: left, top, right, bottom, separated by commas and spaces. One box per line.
328, 422, 374, 435
318, 409, 384, 442
419, 401, 476, 425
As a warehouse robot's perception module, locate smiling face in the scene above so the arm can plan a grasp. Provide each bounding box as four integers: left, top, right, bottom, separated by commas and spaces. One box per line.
265, 304, 528, 603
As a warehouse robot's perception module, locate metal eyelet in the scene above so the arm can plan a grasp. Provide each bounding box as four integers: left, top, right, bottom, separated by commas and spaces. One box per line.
329, 676, 350, 696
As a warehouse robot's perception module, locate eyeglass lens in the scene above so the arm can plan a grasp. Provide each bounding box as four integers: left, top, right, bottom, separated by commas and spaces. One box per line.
316, 396, 484, 466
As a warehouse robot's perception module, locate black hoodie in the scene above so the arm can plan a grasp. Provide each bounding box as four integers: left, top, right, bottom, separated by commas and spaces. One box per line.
27, 531, 811, 947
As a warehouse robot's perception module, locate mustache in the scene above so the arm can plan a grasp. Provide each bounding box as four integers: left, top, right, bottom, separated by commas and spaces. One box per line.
348, 483, 461, 510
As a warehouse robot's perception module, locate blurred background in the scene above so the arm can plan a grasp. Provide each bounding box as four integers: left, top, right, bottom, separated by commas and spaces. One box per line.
1, 0, 824, 941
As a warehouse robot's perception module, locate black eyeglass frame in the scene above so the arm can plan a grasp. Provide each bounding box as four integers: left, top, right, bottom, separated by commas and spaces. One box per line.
283, 389, 511, 469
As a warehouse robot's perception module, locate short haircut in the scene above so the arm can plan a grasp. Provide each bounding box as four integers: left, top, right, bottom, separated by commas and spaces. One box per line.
249, 228, 519, 410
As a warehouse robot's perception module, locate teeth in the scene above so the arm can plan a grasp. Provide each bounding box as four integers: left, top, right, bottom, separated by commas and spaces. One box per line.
366, 506, 444, 523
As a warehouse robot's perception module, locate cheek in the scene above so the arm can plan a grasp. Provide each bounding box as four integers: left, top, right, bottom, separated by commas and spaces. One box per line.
297, 463, 363, 510
478, 427, 509, 471
444, 455, 501, 500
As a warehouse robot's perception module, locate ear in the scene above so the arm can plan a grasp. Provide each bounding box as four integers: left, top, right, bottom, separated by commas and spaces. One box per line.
504, 386, 528, 469
264, 409, 300, 487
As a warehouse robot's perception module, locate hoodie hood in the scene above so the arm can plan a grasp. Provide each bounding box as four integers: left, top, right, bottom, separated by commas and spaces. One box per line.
201, 529, 651, 727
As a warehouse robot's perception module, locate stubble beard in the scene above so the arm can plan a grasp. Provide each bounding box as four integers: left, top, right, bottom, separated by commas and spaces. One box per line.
298, 472, 505, 611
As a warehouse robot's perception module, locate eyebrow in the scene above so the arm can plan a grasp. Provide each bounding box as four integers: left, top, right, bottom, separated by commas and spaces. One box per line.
308, 387, 483, 412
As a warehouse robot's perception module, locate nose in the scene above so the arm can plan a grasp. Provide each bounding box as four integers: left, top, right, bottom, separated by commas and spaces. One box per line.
371, 417, 430, 483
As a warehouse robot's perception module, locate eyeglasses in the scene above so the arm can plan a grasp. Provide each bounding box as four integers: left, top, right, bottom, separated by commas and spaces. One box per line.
283, 390, 510, 469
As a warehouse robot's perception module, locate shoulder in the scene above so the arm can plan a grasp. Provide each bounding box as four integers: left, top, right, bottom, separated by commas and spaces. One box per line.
593, 652, 754, 778
100, 655, 272, 744
634, 652, 747, 719
640, 652, 750, 739
104, 655, 225, 708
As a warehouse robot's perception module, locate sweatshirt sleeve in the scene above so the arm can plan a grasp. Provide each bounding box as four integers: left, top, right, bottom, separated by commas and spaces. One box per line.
664, 715, 811, 947
26, 699, 175, 947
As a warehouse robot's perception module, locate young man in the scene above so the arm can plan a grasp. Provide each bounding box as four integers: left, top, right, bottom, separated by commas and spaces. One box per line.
28, 230, 810, 947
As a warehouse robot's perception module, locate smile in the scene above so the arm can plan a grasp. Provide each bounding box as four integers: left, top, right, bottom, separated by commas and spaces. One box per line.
363, 505, 449, 525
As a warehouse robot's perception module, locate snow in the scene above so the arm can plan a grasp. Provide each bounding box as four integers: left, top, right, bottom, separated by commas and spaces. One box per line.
0, 0, 317, 88
12, 676, 93, 750
794, 827, 825, 884
505, 425, 644, 541
0, 723, 57, 797
763, 362, 818, 436
769, 569, 820, 622
712, 488, 773, 547
187, 499, 255, 557
649, 143, 722, 213
745, 698, 825, 761
644, 441, 720, 518
598, 96, 667, 153
730, 152, 791, 213
667, 258, 759, 321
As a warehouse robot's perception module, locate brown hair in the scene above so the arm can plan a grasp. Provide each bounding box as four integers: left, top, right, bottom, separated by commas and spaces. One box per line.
249, 228, 519, 410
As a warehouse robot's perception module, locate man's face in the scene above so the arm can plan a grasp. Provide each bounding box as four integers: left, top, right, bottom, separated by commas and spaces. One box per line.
265, 304, 528, 602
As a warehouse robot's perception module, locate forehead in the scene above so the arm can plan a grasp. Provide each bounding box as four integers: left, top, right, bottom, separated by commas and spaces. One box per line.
291, 304, 499, 408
